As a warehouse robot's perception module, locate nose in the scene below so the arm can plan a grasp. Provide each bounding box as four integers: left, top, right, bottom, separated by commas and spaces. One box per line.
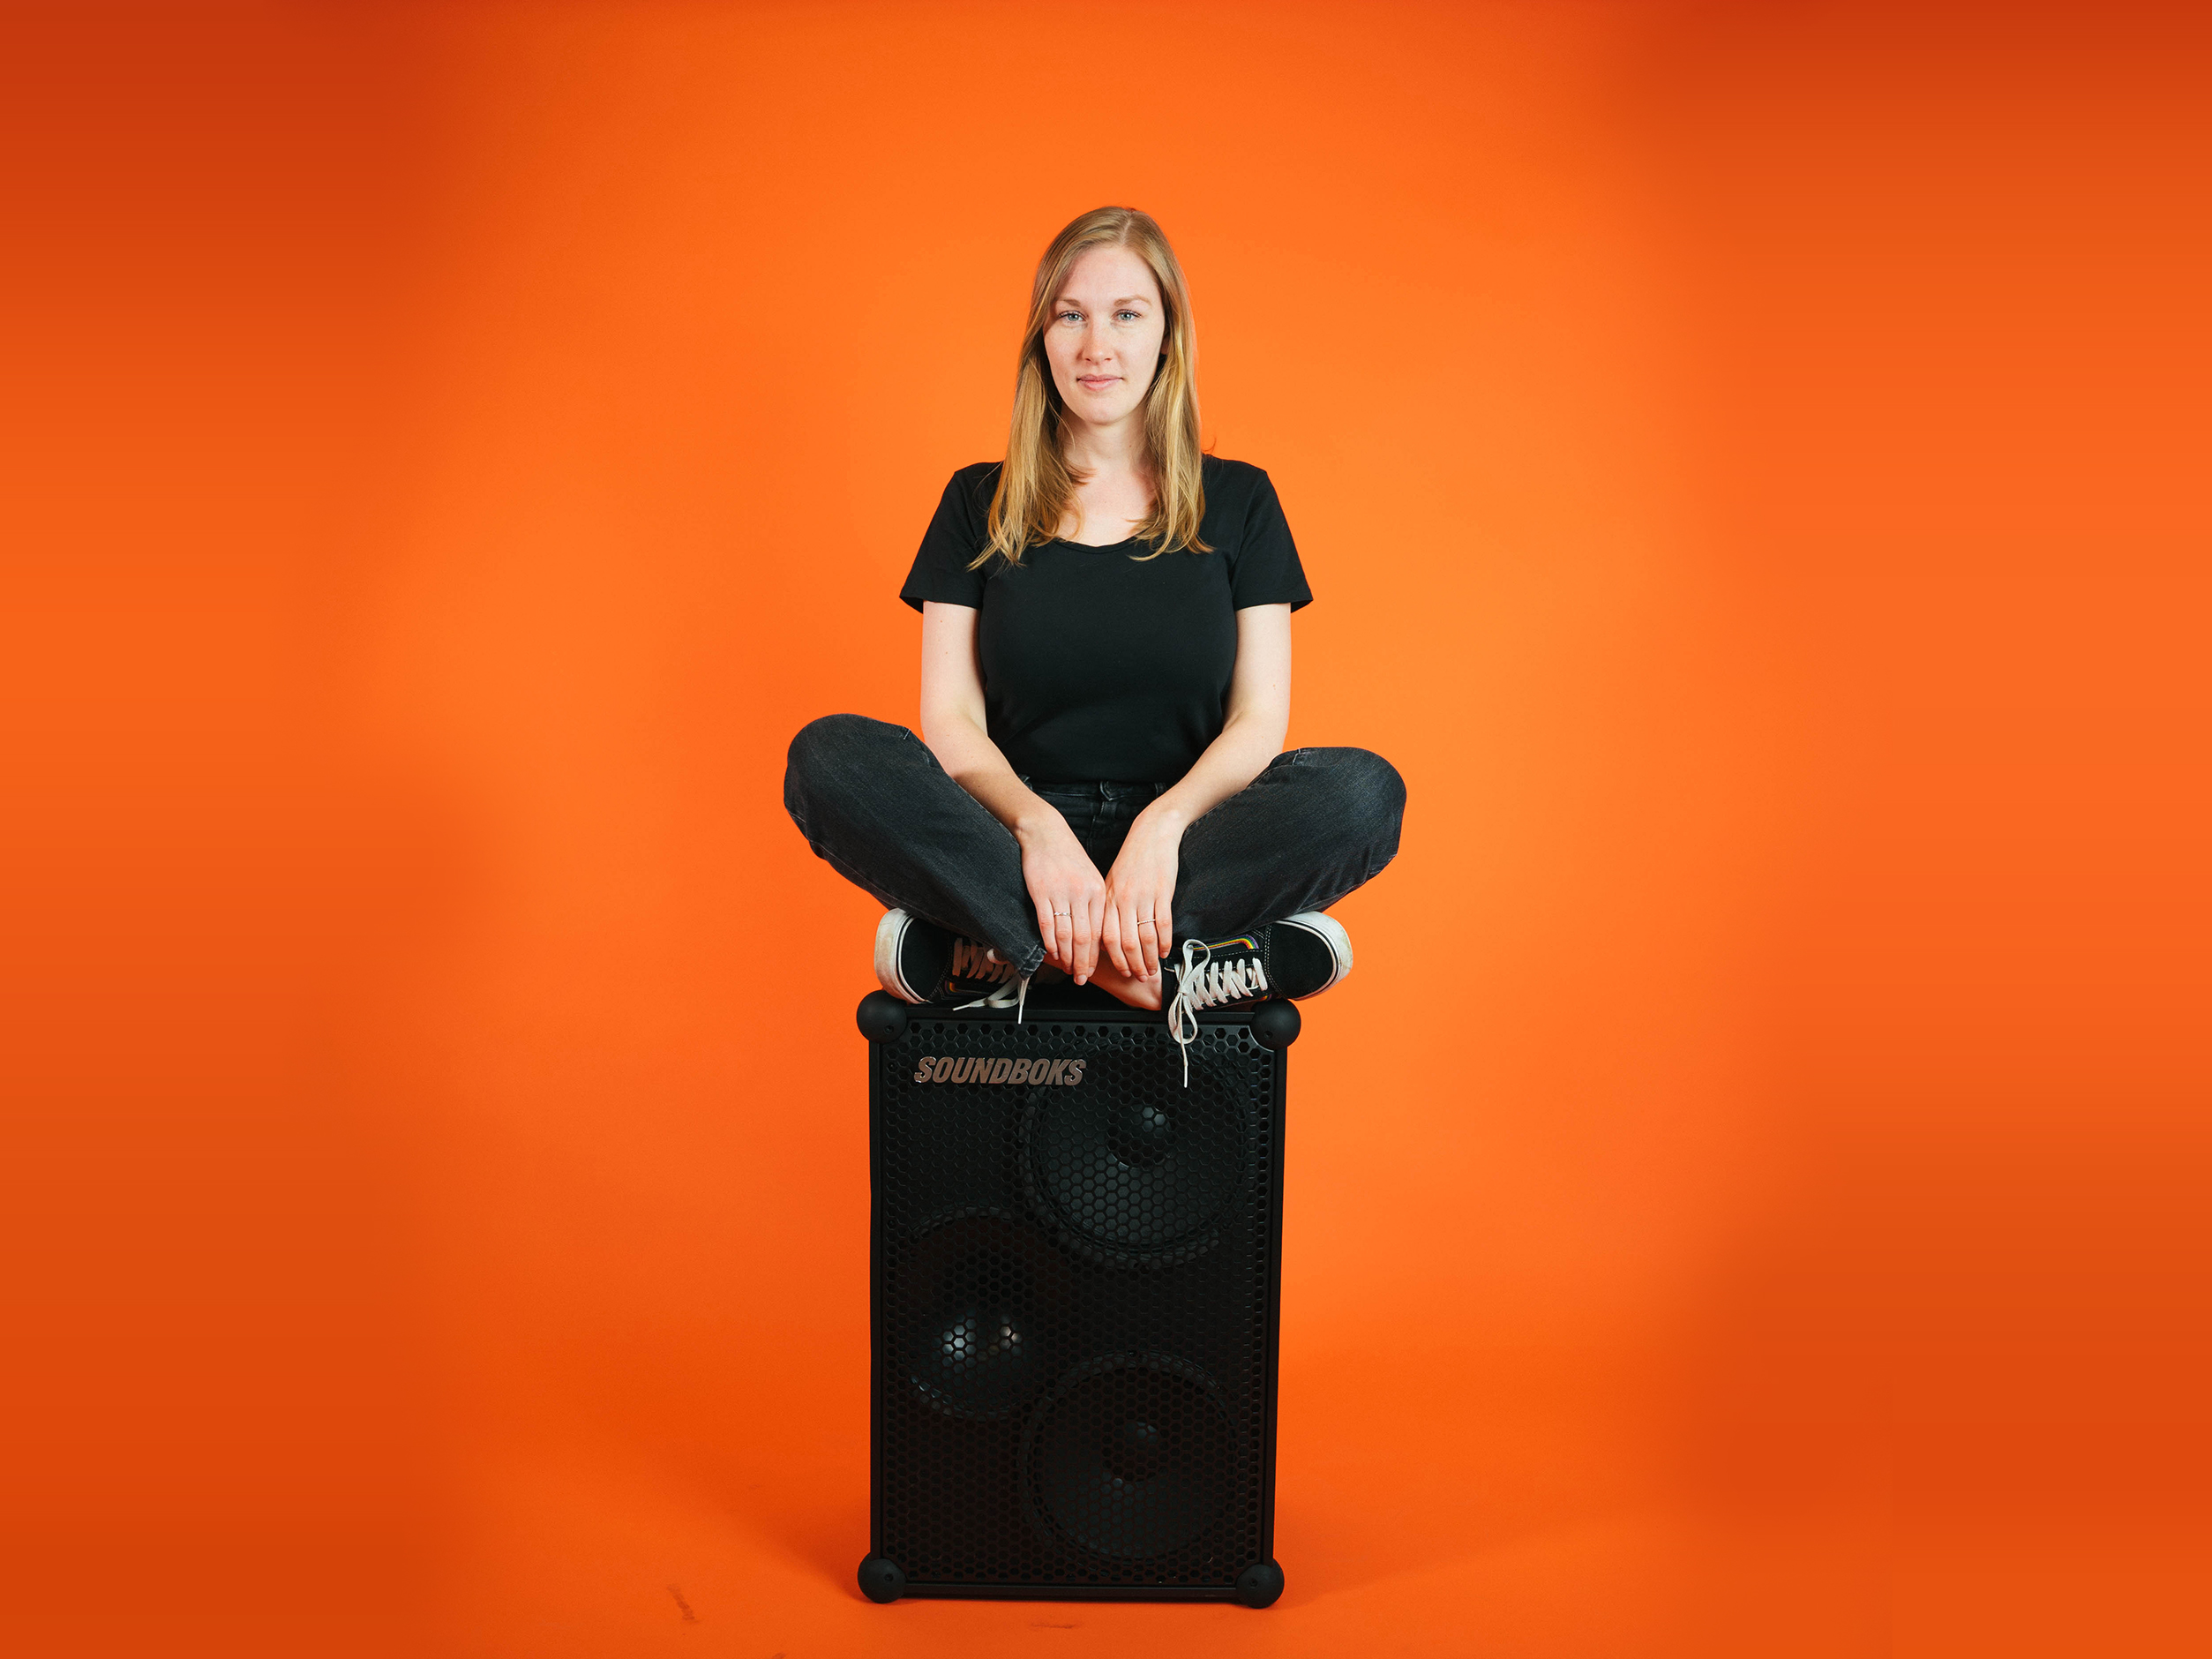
1077, 320, 1113, 364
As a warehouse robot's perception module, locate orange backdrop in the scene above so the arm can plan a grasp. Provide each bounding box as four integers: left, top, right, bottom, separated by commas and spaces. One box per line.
5, 3, 2207, 1655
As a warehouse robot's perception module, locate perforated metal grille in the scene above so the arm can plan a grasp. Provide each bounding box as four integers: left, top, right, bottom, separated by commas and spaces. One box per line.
871, 1011, 1282, 1591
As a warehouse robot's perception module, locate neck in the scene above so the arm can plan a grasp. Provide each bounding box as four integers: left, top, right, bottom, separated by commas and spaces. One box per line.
1060, 407, 1149, 479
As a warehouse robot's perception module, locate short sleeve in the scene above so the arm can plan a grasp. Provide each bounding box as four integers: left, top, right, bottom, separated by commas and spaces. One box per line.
1228, 469, 1313, 611
899, 466, 995, 611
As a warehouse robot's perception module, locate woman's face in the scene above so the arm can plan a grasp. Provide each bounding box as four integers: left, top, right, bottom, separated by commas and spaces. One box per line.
1042, 245, 1167, 433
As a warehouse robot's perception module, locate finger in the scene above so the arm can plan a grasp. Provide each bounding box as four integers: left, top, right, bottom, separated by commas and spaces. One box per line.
1071, 894, 1097, 983
1118, 899, 1144, 980
1032, 893, 1061, 968
1106, 902, 1141, 981
1099, 896, 1127, 978
1053, 903, 1074, 972
1118, 898, 1145, 980
1083, 892, 1106, 983
1139, 909, 1161, 980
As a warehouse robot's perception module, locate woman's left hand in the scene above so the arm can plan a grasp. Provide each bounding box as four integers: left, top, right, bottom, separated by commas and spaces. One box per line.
1100, 813, 1183, 983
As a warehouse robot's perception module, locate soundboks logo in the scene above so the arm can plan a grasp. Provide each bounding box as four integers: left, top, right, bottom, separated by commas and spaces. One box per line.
913, 1055, 1088, 1085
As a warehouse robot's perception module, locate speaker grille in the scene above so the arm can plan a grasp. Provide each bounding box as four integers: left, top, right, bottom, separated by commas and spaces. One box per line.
1019, 1049, 1248, 1266
895, 1210, 1071, 1421
1025, 1354, 1233, 1559
872, 1011, 1282, 1592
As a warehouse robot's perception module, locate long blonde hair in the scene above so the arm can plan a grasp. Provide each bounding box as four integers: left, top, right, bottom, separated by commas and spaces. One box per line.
976, 206, 1209, 570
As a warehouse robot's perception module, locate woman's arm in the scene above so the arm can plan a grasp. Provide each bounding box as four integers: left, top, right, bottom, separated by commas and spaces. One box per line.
919, 600, 1111, 981
1100, 603, 1293, 981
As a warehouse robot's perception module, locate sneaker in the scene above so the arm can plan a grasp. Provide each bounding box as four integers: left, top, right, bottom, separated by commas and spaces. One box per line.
1164, 912, 1352, 1085
1165, 912, 1353, 1009
874, 909, 1029, 1011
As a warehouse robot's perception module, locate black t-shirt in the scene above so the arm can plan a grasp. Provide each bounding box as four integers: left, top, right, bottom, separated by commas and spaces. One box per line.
899, 455, 1312, 784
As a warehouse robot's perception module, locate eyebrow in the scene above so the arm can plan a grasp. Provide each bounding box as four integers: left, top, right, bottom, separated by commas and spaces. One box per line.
1054, 295, 1155, 308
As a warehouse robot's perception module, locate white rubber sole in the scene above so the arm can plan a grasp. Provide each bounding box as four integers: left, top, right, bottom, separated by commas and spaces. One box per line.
874, 908, 926, 1003
1278, 911, 1353, 996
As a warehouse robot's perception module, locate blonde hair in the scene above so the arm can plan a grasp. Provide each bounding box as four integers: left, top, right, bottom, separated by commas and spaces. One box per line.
977, 206, 1209, 569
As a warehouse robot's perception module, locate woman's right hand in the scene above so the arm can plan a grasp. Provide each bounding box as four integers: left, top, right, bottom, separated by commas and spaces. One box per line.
1017, 814, 1108, 984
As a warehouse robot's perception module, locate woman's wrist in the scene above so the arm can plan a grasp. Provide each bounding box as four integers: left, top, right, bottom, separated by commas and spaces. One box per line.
1130, 800, 1191, 841
1013, 803, 1069, 845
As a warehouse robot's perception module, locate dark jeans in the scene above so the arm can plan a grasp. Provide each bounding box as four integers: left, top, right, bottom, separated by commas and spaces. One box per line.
783, 714, 1406, 978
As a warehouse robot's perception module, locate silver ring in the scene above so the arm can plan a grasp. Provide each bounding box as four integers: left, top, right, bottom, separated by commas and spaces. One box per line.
1053, 910, 1072, 918
1136, 920, 1158, 929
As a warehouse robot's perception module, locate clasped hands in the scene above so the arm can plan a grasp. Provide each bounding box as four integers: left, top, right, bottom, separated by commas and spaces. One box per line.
1017, 810, 1182, 986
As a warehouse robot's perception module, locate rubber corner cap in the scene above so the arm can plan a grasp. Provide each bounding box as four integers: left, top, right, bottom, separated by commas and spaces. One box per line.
1235, 1558, 1285, 1608
857, 991, 911, 1043
857, 1554, 905, 1603
1248, 999, 1301, 1050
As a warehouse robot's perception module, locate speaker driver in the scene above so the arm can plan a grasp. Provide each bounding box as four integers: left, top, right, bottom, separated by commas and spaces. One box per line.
1018, 1054, 1247, 1265
893, 1210, 1070, 1420
1024, 1354, 1233, 1560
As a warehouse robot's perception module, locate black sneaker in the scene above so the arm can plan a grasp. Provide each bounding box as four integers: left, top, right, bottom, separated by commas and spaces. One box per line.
1165, 912, 1353, 1009
1162, 912, 1352, 1085
874, 908, 1026, 1007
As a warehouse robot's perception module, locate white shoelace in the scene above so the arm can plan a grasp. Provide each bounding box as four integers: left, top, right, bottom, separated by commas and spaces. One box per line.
1166, 939, 1269, 1085
952, 941, 1029, 1022
949, 939, 1016, 983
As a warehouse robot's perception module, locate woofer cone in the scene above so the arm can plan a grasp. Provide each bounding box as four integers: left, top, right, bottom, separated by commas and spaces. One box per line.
1023, 1353, 1233, 1560
893, 1210, 1070, 1421
1017, 1047, 1248, 1267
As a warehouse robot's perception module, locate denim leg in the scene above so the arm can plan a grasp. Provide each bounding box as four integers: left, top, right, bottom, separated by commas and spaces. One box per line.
783, 714, 1047, 975
1171, 747, 1406, 943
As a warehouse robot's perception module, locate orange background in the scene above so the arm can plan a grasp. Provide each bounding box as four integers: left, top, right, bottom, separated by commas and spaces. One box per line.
4, 3, 2208, 1655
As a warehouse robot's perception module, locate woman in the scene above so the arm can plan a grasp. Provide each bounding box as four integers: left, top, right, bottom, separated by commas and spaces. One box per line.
784, 206, 1404, 1054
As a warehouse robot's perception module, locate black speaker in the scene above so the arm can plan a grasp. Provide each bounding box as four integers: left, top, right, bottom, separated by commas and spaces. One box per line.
854, 987, 1297, 1608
